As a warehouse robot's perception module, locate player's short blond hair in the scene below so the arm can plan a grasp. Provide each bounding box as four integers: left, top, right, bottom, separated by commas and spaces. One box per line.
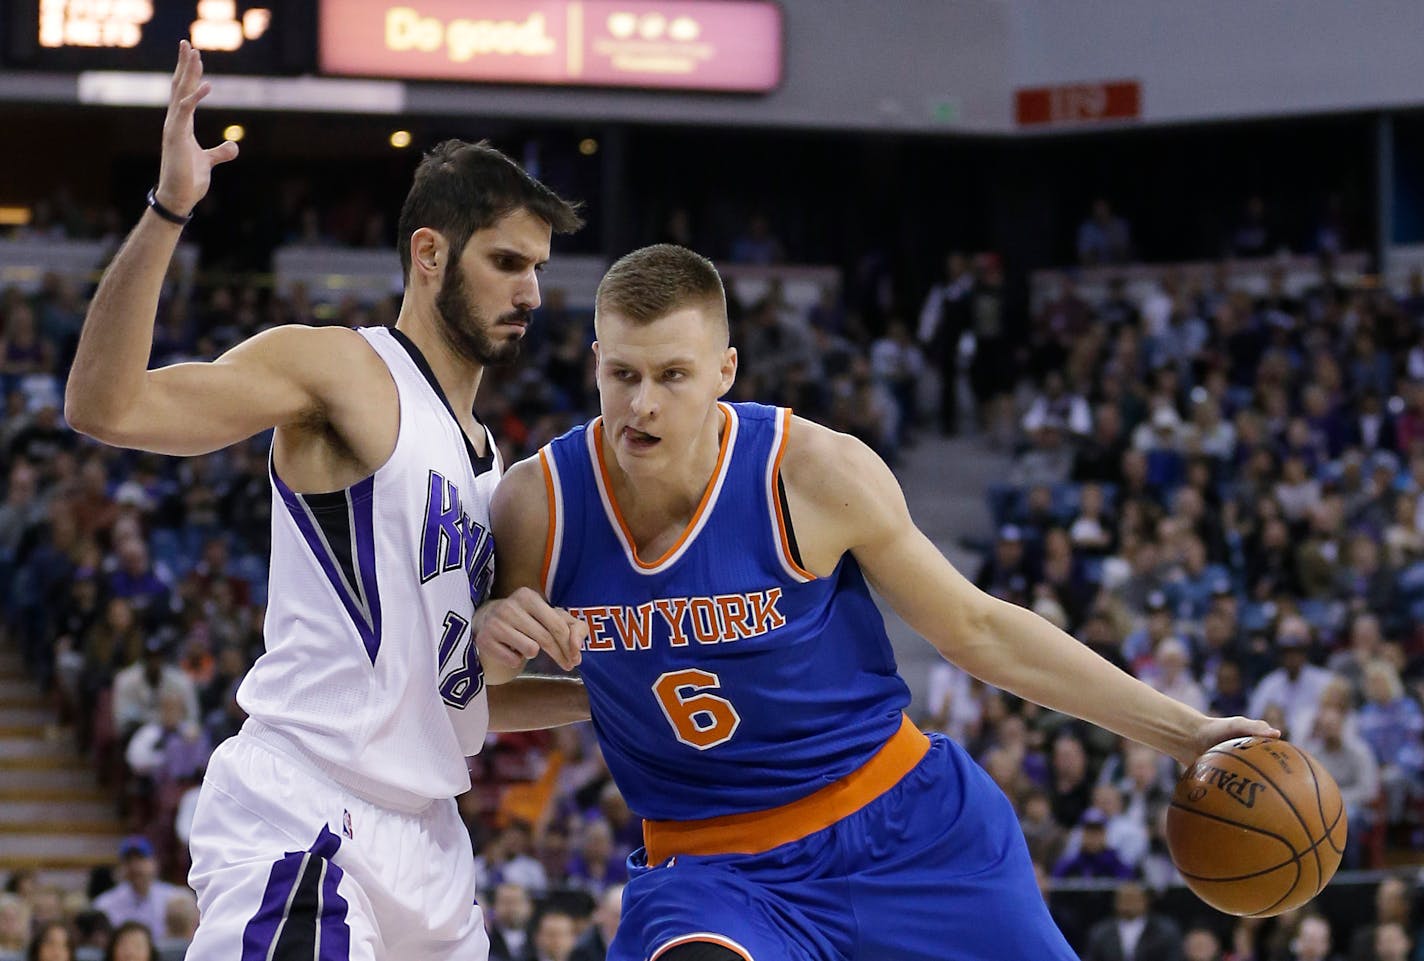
595, 244, 728, 343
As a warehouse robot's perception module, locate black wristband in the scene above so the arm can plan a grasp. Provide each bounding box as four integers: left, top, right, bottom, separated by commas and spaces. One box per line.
146, 187, 192, 226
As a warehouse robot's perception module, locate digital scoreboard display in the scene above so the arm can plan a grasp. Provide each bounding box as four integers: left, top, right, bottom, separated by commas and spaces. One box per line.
4, 1, 311, 73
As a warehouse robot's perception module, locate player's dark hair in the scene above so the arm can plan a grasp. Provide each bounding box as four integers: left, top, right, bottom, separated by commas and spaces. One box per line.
596, 244, 728, 336
397, 139, 583, 281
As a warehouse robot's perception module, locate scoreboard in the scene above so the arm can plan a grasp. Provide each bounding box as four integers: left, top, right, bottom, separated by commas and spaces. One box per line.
4, 1, 315, 74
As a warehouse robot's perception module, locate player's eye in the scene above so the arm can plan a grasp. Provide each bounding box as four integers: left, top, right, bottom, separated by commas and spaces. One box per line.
663, 369, 686, 381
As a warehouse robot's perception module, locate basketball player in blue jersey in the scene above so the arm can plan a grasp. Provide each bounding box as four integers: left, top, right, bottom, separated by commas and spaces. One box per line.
490, 244, 1280, 961
65, 45, 590, 961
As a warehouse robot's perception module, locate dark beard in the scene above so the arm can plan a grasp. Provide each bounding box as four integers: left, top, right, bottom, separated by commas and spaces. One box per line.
434, 265, 528, 367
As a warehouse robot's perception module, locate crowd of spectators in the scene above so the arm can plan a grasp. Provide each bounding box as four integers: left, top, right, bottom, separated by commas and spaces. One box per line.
3, 191, 1424, 959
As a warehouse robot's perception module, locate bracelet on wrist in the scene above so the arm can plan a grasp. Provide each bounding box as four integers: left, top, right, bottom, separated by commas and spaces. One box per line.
146, 187, 193, 226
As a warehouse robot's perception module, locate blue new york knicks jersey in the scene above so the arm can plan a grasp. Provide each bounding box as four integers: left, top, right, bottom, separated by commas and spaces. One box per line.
540, 402, 910, 822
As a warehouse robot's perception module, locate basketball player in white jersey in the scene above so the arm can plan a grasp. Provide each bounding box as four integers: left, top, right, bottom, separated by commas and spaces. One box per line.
65, 44, 589, 960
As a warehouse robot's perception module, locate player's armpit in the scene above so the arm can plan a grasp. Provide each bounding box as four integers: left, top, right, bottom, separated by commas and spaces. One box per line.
487, 676, 590, 731
67, 325, 380, 457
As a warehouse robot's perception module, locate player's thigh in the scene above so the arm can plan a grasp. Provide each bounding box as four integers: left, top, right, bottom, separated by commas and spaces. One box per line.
608, 858, 837, 961
844, 737, 1076, 961
188, 739, 381, 960
186, 789, 379, 960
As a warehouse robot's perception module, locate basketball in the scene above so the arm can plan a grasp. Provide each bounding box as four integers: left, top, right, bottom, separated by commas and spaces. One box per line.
1166, 737, 1346, 917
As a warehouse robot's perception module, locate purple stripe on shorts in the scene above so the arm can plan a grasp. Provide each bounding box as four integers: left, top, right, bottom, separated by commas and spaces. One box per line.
240, 852, 304, 961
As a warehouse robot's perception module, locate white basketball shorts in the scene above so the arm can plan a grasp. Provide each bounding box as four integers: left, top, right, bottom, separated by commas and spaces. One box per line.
184, 730, 489, 961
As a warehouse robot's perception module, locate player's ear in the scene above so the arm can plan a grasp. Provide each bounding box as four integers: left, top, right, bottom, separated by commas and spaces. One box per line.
717, 347, 738, 398
410, 228, 447, 281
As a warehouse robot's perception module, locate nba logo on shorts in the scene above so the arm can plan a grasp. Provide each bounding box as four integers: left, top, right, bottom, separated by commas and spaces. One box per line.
342, 809, 354, 839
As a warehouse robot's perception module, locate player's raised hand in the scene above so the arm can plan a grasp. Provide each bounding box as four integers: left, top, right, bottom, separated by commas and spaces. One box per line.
155, 40, 239, 218
473, 587, 586, 673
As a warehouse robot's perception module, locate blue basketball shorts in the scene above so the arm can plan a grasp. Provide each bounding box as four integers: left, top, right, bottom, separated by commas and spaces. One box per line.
609, 731, 1077, 961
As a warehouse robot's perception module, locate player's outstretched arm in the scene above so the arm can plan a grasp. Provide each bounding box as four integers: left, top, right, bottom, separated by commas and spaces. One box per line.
64, 43, 354, 455
780, 417, 1277, 767
487, 676, 590, 732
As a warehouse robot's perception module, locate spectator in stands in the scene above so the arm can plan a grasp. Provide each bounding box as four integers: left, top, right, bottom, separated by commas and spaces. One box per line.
1246, 616, 1333, 740
1019, 789, 1068, 868
1074, 404, 1130, 486
1328, 614, 1387, 704
1052, 809, 1134, 880
1285, 915, 1340, 961
1081, 881, 1182, 961
728, 213, 784, 265
25, 920, 74, 961
1370, 923, 1414, 961
569, 884, 622, 961
1049, 730, 1093, 831
564, 820, 627, 898
154, 892, 197, 961
532, 909, 579, 961
1357, 661, 1424, 825
110, 638, 198, 744
101, 921, 156, 961
917, 252, 975, 436
1009, 416, 1075, 488
1183, 927, 1224, 961
1229, 196, 1274, 258
487, 882, 535, 961
1301, 703, 1379, 868
1345, 876, 1414, 961
1148, 637, 1208, 713
869, 320, 925, 443
1025, 371, 1094, 440
91, 838, 185, 939
1078, 198, 1133, 266
123, 687, 210, 790
0, 894, 30, 959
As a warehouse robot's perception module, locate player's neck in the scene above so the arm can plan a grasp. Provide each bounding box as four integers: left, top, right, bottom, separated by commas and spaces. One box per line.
604, 410, 725, 533
394, 310, 485, 422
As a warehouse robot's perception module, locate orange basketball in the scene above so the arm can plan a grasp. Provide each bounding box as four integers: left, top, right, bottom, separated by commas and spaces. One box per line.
1166, 737, 1346, 917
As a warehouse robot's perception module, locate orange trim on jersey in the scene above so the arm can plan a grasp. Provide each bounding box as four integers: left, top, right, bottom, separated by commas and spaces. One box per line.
591, 403, 734, 570
652, 934, 755, 961
770, 408, 816, 581
642, 714, 928, 863
538, 449, 558, 591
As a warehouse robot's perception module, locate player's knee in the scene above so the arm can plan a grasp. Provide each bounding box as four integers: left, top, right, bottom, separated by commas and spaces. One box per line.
657, 941, 748, 961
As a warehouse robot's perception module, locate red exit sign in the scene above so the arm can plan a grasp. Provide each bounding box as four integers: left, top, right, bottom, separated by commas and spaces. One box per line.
1016, 80, 1141, 127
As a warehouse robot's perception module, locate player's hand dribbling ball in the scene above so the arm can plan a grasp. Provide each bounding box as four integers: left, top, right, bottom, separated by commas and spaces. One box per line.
1166, 737, 1345, 917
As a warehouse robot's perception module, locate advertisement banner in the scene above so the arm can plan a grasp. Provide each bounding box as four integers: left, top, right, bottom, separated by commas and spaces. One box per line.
318, 0, 782, 92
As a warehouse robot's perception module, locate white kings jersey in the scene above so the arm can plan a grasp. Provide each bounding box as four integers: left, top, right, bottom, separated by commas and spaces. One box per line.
236, 326, 500, 813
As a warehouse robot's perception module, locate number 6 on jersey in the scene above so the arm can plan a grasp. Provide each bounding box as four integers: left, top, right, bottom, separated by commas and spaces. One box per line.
653, 669, 741, 750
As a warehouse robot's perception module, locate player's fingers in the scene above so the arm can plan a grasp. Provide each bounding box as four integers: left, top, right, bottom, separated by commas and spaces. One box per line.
206, 141, 240, 166
511, 590, 580, 669
478, 623, 538, 665
490, 607, 551, 660
558, 610, 586, 667
179, 81, 212, 113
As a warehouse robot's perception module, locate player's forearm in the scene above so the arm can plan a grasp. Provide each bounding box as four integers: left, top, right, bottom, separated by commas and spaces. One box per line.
65, 212, 184, 438
952, 598, 1207, 762
487, 676, 589, 732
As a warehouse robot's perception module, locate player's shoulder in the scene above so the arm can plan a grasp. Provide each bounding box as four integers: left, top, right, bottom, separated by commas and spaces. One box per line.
491, 453, 551, 526
781, 415, 888, 492
241, 324, 385, 380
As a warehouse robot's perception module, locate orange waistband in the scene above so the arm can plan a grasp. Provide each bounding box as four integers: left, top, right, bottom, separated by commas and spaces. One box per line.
643, 714, 930, 863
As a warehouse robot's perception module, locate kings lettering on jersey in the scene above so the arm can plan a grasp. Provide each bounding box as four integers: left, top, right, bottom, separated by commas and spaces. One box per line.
420, 470, 496, 606
570, 588, 786, 652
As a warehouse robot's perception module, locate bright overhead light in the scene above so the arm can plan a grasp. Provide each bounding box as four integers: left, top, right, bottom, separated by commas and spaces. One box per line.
223, 124, 245, 142
390, 130, 412, 149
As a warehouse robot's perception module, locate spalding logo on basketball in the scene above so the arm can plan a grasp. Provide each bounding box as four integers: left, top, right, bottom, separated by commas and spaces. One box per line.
1166, 738, 1346, 917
